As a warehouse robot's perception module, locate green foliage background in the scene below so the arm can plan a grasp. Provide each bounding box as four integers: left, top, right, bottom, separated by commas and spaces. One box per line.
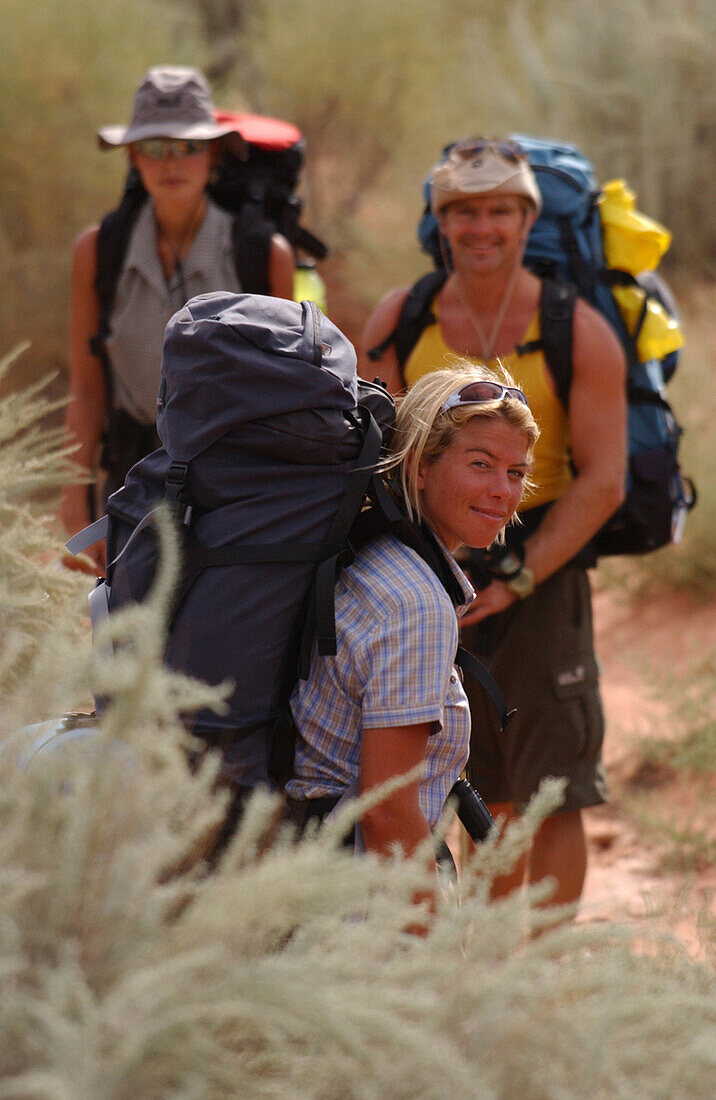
0, 0, 714, 594
0, 0, 206, 369
3, 0, 715, 347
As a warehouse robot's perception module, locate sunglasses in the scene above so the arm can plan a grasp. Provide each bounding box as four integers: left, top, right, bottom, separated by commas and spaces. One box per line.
439, 381, 530, 415
132, 138, 211, 160
453, 139, 526, 165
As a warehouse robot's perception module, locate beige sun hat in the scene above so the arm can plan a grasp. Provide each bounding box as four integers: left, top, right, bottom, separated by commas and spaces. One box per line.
97, 66, 244, 150
430, 139, 542, 215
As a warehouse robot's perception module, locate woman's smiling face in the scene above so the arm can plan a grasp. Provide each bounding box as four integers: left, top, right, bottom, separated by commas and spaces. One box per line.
416, 416, 531, 552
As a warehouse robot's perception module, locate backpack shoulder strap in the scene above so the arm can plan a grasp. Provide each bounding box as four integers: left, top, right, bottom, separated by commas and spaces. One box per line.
231, 206, 274, 295
367, 269, 448, 379
91, 176, 147, 363
538, 276, 577, 410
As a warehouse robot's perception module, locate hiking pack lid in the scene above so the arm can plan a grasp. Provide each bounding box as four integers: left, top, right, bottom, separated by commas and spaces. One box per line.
213, 110, 302, 151
159, 292, 358, 460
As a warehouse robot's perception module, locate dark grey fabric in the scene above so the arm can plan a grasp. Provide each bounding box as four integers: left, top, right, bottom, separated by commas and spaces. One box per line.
157, 292, 358, 460
105, 293, 394, 790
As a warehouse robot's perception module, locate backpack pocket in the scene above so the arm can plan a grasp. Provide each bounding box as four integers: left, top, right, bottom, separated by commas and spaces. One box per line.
596, 445, 688, 556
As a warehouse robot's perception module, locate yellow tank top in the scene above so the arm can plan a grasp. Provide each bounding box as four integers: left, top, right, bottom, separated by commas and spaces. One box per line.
404, 302, 573, 510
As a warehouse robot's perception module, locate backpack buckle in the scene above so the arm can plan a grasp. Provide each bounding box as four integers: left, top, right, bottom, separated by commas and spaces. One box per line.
165, 461, 192, 526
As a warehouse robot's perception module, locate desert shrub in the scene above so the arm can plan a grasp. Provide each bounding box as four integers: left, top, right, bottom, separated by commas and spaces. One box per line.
0, 0, 205, 373
0, 346, 88, 718
0, 364, 715, 1096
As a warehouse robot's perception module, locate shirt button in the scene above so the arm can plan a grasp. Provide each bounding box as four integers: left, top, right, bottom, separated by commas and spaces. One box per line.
450, 674, 458, 684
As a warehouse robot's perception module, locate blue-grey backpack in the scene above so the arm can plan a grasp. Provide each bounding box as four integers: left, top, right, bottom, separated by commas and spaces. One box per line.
69, 292, 511, 794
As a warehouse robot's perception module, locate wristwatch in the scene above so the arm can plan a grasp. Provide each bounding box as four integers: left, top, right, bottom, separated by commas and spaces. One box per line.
482, 547, 523, 581
506, 565, 536, 599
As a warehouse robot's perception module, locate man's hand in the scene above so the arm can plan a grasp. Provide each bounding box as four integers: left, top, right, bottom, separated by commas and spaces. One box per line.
460, 580, 516, 626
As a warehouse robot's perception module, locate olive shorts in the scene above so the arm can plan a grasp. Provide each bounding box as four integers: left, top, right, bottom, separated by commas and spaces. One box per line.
463, 565, 607, 814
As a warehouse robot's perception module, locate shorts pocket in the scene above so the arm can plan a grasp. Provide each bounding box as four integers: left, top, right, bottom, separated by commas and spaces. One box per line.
551, 653, 600, 700
550, 652, 604, 768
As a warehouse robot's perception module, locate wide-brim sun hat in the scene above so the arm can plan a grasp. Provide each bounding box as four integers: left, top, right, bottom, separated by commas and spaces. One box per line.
430, 139, 542, 216
97, 66, 244, 149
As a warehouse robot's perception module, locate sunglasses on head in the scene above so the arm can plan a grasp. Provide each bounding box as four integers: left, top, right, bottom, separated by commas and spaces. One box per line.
132, 137, 211, 159
439, 381, 530, 416
453, 139, 526, 165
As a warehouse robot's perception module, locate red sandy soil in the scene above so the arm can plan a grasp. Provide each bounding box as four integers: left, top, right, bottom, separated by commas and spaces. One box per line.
579, 583, 715, 958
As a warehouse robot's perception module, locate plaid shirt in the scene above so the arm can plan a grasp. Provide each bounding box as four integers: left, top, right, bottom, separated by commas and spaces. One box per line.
287, 533, 474, 828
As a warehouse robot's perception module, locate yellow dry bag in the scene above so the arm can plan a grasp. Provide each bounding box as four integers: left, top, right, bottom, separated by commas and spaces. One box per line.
599, 179, 683, 361
293, 263, 328, 314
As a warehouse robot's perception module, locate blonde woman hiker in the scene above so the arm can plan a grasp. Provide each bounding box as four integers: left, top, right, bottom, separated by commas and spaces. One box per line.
286, 364, 539, 923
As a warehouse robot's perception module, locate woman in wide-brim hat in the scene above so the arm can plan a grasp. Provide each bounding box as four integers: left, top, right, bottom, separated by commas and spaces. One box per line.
61, 67, 295, 572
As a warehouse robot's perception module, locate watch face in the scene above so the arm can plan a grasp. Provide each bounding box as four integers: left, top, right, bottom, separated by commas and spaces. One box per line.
507, 567, 535, 598
487, 550, 523, 579
499, 552, 523, 576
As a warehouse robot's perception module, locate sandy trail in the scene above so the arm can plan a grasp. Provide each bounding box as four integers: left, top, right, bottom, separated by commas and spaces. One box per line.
578, 583, 715, 956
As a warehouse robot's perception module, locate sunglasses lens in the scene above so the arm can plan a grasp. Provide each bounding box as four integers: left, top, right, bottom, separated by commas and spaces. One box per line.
495, 141, 525, 163
134, 139, 162, 158
134, 138, 209, 159
454, 139, 526, 164
457, 382, 503, 402
440, 381, 530, 414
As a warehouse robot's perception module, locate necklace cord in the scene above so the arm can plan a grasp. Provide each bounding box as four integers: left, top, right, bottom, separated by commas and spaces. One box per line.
437, 213, 530, 361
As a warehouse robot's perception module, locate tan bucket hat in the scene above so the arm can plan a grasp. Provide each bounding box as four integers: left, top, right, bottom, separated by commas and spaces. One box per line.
97, 66, 243, 149
430, 139, 542, 215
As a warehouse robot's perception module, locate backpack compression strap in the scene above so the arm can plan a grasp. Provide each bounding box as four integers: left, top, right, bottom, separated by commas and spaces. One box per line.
65, 516, 110, 557
367, 269, 448, 380
297, 405, 386, 677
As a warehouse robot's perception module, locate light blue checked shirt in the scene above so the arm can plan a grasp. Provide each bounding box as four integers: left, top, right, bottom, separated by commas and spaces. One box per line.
287, 533, 474, 829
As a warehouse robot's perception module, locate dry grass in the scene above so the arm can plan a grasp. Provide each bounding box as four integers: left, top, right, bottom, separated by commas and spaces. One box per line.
0, 356, 715, 1096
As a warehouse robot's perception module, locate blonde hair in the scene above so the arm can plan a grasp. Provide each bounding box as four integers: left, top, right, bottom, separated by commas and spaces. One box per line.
386, 361, 540, 525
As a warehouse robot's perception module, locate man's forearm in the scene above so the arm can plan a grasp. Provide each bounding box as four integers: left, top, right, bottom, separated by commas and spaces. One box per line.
523, 471, 624, 585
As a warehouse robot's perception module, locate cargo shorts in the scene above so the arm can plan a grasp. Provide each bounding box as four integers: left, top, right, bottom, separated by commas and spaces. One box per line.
463, 564, 607, 813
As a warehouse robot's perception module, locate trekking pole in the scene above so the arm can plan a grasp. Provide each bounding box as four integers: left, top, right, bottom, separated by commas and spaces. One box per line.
449, 778, 497, 842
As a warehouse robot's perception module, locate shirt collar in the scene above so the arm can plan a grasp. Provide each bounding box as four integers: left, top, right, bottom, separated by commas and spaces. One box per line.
123, 198, 231, 293
428, 529, 476, 613
123, 200, 166, 296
